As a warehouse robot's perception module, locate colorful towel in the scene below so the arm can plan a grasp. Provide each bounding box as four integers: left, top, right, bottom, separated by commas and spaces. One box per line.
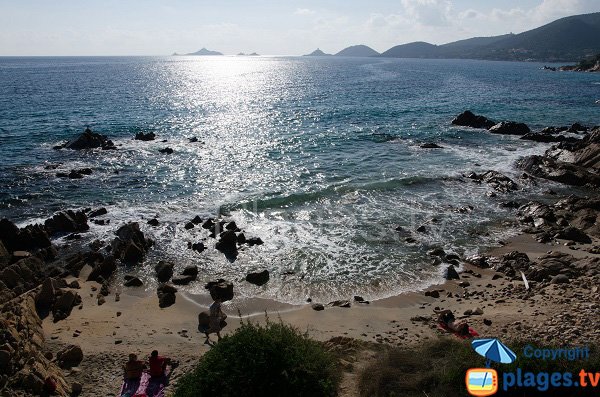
120, 369, 169, 397
437, 322, 479, 339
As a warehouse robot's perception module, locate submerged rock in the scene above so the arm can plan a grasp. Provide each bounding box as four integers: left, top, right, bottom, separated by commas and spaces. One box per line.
205, 279, 234, 302
245, 270, 270, 286
135, 132, 156, 141
488, 121, 530, 136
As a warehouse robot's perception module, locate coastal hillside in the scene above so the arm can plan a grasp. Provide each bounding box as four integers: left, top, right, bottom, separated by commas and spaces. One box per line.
335, 44, 380, 57
381, 12, 600, 61
303, 48, 331, 56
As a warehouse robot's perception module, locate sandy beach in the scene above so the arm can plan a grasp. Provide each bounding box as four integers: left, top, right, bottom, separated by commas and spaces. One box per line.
35, 230, 599, 396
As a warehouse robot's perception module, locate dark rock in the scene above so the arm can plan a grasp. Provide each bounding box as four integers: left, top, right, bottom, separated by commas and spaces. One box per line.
518, 155, 600, 187
56, 345, 83, 369
45, 210, 89, 235
225, 221, 239, 231
135, 132, 156, 141
329, 300, 351, 308
311, 303, 325, 311
420, 143, 443, 149
159, 147, 174, 154
191, 242, 206, 253
245, 270, 270, 286
451, 111, 495, 129
184, 222, 194, 230
568, 123, 587, 133
205, 279, 234, 302
61, 128, 116, 150
52, 291, 79, 321
68, 280, 80, 289
124, 275, 143, 287
35, 278, 56, 309
551, 274, 570, 284
467, 170, 518, 192
0, 219, 52, 253
494, 251, 531, 278
181, 266, 198, 279
201, 219, 215, 229
111, 223, 151, 264
427, 247, 445, 257
88, 208, 107, 218
425, 290, 440, 298
484, 319, 493, 326
246, 237, 264, 246
191, 215, 202, 224
488, 121, 530, 136
444, 265, 460, 280
172, 275, 195, 285
236, 233, 246, 244
188, 137, 199, 143
554, 226, 592, 244
87, 255, 116, 282
216, 230, 238, 254
157, 284, 177, 308
154, 261, 174, 283
147, 218, 159, 226
521, 133, 569, 143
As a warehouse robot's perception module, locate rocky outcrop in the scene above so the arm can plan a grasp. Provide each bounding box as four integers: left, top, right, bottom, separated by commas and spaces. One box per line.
111, 223, 153, 264
0, 257, 45, 304
466, 170, 519, 192
56, 127, 116, 150
519, 127, 600, 188
86, 255, 117, 282
0, 219, 51, 252
56, 345, 83, 369
205, 279, 234, 302
488, 121, 530, 136
451, 111, 495, 129
45, 210, 89, 235
0, 294, 69, 396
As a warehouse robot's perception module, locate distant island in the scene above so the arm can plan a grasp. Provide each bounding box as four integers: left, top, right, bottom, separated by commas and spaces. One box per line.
303, 48, 331, 57
237, 52, 260, 56
172, 48, 223, 56
335, 45, 379, 57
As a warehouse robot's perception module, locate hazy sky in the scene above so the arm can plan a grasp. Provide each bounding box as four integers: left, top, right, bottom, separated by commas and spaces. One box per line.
1, 0, 599, 56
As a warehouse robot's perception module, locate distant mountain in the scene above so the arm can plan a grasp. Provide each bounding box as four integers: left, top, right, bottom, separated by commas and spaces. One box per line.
381, 42, 438, 58
174, 48, 223, 56
335, 45, 379, 57
304, 49, 331, 56
379, 12, 600, 62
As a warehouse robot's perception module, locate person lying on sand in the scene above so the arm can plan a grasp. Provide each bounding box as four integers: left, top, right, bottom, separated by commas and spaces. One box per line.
124, 353, 146, 380
435, 309, 470, 336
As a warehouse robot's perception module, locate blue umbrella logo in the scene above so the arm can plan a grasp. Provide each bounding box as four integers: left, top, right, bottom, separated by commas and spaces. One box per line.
472, 338, 517, 368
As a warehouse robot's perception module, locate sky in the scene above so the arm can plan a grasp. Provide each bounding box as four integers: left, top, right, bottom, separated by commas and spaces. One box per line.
0, 0, 599, 56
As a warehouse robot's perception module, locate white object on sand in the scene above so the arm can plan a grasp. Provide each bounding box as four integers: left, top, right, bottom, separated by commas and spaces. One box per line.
520, 271, 530, 290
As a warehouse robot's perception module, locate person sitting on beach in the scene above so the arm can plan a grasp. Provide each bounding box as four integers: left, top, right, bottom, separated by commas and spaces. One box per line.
148, 350, 171, 378
436, 309, 469, 336
124, 353, 145, 380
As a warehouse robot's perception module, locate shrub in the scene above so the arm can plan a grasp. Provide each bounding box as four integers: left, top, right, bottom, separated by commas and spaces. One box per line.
174, 320, 340, 397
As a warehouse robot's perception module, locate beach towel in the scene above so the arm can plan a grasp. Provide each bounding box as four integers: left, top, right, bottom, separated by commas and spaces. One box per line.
120, 369, 170, 397
437, 322, 479, 339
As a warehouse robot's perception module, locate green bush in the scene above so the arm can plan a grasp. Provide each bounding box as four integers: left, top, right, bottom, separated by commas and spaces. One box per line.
174, 320, 340, 397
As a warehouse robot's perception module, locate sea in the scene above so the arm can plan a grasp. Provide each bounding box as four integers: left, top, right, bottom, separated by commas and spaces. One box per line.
0, 56, 598, 304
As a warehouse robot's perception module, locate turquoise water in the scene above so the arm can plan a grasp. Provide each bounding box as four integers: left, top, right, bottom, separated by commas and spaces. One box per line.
0, 56, 598, 303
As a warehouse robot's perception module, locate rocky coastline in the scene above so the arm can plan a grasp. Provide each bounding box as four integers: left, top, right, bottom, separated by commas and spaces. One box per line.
1, 117, 599, 396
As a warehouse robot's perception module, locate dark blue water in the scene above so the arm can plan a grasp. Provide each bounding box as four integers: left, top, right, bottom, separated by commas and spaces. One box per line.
0, 56, 598, 303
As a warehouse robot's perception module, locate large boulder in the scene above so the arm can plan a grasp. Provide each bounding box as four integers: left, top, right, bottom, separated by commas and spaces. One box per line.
493, 251, 531, 278
0, 257, 45, 301
35, 278, 56, 309
154, 261, 174, 283
488, 121, 530, 136
111, 223, 152, 264
554, 226, 592, 244
157, 284, 177, 308
135, 132, 155, 141
215, 230, 238, 255
60, 128, 116, 150
44, 210, 89, 235
56, 345, 83, 369
87, 255, 117, 282
205, 279, 234, 302
451, 111, 495, 129
172, 275, 195, 285
245, 270, 270, 286
52, 290, 80, 321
